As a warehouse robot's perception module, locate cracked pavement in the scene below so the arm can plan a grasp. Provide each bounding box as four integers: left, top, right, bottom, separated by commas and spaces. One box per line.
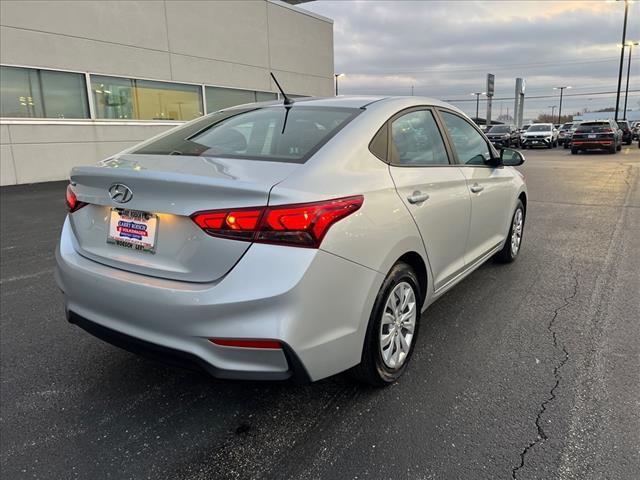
1, 147, 639, 479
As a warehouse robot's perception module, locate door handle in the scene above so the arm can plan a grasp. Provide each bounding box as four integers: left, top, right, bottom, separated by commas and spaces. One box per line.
470, 184, 484, 193
407, 191, 430, 204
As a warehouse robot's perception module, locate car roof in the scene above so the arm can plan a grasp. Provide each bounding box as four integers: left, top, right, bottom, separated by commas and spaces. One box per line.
253, 95, 464, 111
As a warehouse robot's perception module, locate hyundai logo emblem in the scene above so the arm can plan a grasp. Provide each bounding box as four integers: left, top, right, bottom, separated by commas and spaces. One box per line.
108, 183, 133, 204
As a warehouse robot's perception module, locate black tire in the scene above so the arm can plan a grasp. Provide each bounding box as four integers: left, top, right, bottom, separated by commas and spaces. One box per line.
610, 144, 618, 154
494, 200, 525, 264
353, 262, 422, 387
571, 147, 578, 154
547, 142, 553, 149
564, 142, 569, 149
617, 143, 622, 151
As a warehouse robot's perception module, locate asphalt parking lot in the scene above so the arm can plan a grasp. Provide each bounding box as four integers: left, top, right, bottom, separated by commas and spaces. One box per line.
1, 146, 639, 480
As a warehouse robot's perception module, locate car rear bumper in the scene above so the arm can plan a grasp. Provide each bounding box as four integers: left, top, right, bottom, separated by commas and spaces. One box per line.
572, 140, 615, 150
56, 217, 384, 382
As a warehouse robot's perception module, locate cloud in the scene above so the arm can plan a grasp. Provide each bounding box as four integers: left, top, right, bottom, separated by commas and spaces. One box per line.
302, 0, 640, 118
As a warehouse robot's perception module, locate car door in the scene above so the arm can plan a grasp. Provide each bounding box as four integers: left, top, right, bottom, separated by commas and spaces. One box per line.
438, 110, 514, 266
384, 108, 471, 291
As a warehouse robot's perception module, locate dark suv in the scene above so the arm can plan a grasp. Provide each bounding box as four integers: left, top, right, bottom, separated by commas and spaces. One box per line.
616, 120, 633, 145
571, 120, 622, 154
486, 125, 518, 148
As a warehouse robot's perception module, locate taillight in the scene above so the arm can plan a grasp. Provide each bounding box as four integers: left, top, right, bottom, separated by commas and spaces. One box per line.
210, 339, 282, 349
66, 184, 87, 213
191, 195, 364, 248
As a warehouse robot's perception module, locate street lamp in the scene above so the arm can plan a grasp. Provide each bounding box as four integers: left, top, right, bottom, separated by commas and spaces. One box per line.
553, 86, 571, 123
334, 73, 345, 96
470, 92, 486, 122
623, 40, 639, 119
613, 0, 630, 120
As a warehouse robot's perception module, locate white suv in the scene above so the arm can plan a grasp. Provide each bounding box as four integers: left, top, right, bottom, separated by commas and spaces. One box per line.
521, 123, 558, 149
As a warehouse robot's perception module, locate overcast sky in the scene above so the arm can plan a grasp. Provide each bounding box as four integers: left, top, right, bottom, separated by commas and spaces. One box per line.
302, 0, 640, 120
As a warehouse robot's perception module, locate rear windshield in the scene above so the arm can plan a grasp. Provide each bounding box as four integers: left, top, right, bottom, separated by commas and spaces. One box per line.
132, 106, 360, 163
576, 122, 610, 133
528, 125, 551, 132
560, 123, 573, 130
488, 126, 509, 133
617, 121, 629, 129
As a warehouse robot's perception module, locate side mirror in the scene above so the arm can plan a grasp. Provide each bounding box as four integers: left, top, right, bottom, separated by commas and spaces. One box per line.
500, 148, 525, 166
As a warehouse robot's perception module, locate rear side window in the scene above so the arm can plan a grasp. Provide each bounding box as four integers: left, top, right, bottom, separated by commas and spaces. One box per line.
132, 106, 360, 163
390, 110, 449, 166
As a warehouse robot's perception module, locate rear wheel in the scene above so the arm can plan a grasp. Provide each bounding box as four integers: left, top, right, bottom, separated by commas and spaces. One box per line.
616, 143, 622, 151
494, 200, 525, 263
353, 262, 421, 386
571, 147, 578, 154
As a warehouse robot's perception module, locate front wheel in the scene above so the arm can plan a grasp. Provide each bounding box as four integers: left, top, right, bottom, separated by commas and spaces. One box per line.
494, 200, 524, 263
353, 262, 421, 386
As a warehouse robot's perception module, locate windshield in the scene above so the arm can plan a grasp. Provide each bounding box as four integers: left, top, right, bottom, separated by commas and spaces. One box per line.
617, 121, 629, 129
488, 126, 509, 133
132, 106, 360, 163
560, 123, 573, 130
521, 125, 530, 130
528, 125, 552, 132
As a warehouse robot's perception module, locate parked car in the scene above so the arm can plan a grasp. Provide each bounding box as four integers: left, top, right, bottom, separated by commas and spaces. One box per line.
571, 119, 622, 154
616, 120, 633, 145
521, 123, 558, 149
558, 122, 576, 147
631, 121, 640, 140
55, 96, 527, 386
485, 124, 519, 148
517, 124, 531, 146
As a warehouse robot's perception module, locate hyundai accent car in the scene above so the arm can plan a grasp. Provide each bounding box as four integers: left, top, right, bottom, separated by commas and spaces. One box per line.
56, 96, 527, 386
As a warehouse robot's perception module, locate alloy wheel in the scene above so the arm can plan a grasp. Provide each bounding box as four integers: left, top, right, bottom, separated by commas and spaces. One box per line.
379, 282, 417, 369
511, 208, 524, 256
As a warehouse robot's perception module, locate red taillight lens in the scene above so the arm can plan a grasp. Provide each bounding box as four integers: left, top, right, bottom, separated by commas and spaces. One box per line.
210, 338, 282, 349
191, 195, 364, 248
66, 184, 87, 213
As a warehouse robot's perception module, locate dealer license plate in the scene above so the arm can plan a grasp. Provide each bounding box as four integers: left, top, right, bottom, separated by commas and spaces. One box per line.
107, 208, 158, 253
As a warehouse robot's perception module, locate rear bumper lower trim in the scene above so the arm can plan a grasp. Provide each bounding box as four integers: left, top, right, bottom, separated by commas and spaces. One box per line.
68, 311, 312, 383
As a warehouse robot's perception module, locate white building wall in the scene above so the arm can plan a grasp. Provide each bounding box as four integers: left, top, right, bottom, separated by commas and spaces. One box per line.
0, 0, 334, 185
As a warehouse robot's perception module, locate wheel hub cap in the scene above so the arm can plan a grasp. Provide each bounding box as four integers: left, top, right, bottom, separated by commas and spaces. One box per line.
511, 208, 523, 256
379, 282, 417, 369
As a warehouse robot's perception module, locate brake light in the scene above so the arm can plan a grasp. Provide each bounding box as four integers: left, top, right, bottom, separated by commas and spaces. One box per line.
66, 184, 87, 213
191, 195, 364, 248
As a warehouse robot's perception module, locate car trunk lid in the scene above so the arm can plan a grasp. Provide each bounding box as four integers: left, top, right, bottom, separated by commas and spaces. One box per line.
68, 154, 298, 282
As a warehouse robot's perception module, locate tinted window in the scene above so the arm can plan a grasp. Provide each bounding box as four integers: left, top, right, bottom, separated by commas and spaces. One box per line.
1, 66, 89, 118
617, 121, 629, 129
91, 75, 203, 120
132, 106, 359, 163
390, 110, 449, 166
489, 125, 510, 133
440, 111, 490, 165
576, 122, 611, 133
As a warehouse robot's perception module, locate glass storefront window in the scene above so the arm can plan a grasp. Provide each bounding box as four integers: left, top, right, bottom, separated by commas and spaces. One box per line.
205, 86, 277, 113
0, 66, 89, 118
91, 75, 203, 121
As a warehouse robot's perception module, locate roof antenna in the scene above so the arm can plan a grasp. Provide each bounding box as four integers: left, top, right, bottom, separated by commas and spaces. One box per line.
270, 72, 294, 106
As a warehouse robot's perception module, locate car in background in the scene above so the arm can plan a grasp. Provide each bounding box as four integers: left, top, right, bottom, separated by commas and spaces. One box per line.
517, 124, 531, 146
558, 122, 578, 147
631, 121, 640, 140
55, 96, 528, 386
521, 123, 558, 149
616, 120, 633, 145
486, 125, 519, 148
571, 119, 622, 154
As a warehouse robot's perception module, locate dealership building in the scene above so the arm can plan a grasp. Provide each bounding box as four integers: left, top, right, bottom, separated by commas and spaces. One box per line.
0, 0, 333, 185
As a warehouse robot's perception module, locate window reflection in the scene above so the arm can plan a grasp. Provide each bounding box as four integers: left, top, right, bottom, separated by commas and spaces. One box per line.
205, 86, 277, 113
91, 75, 203, 120
0, 66, 89, 118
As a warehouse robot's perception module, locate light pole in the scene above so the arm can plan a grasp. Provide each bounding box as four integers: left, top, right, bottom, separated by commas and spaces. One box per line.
623, 41, 639, 119
470, 92, 486, 122
614, 0, 630, 121
334, 73, 344, 96
553, 86, 571, 123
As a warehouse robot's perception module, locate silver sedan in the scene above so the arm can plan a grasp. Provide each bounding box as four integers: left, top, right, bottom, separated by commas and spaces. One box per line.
56, 96, 527, 386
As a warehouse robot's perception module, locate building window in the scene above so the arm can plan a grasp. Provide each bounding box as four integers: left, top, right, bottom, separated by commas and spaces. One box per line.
205, 86, 277, 113
91, 75, 203, 121
0, 66, 89, 118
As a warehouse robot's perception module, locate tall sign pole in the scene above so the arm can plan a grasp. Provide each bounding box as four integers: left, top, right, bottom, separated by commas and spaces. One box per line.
614, 0, 629, 121
514, 78, 525, 128
486, 73, 495, 128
